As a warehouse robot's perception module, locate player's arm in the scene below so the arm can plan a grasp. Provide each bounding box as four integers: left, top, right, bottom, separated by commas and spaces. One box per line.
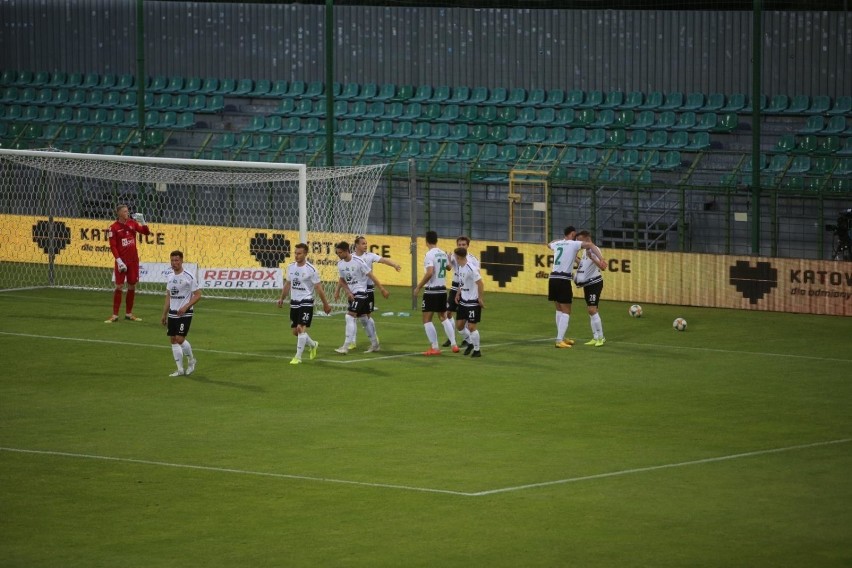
315, 284, 332, 314
277, 281, 292, 308
581, 241, 606, 266
476, 276, 485, 308
161, 291, 170, 326
108, 226, 127, 272
336, 277, 353, 300
129, 216, 151, 236
378, 257, 402, 272
178, 289, 202, 316
367, 270, 390, 298
413, 266, 434, 295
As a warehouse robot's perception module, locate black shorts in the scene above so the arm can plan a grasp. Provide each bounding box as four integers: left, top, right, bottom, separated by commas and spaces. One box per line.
366, 288, 376, 312
580, 280, 604, 307
166, 311, 194, 337
447, 285, 459, 313
348, 293, 372, 316
421, 288, 447, 313
548, 278, 574, 304
457, 302, 481, 323
289, 305, 314, 328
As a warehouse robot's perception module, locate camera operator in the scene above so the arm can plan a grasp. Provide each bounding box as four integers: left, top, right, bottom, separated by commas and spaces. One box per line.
827, 208, 852, 261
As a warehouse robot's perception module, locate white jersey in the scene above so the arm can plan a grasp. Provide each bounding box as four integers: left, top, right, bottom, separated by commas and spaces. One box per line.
355, 251, 382, 290
337, 255, 371, 295
574, 248, 603, 287
456, 262, 482, 305
450, 251, 480, 289
166, 269, 200, 314
423, 247, 450, 290
286, 260, 322, 306
548, 239, 583, 281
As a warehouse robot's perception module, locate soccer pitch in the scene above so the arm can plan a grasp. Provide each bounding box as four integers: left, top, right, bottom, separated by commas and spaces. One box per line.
1, 288, 850, 567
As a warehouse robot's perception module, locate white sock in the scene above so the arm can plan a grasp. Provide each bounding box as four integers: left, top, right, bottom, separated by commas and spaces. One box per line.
591, 313, 603, 339
345, 314, 356, 346
361, 316, 377, 343
460, 326, 471, 342
556, 312, 570, 340
180, 339, 194, 360
470, 329, 481, 351
441, 318, 457, 346
304, 333, 316, 348
424, 322, 438, 348
296, 332, 307, 358
171, 344, 184, 371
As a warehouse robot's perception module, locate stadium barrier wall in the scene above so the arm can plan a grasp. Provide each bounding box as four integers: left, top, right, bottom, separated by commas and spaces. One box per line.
3, 214, 850, 316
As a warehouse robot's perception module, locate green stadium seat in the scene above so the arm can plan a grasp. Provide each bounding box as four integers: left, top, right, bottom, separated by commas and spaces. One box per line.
513, 107, 536, 125
810, 156, 836, 175
204, 95, 225, 113
599, 90, 624, 109
46, 88, 69, 107
637, 91, 663, 110
622, 129, 648, 148
659, 91, 684, 111
578, 90, 603, 109
720, 93, 746, 112
85, 90, 107, 107
506, 88, 528, 106
714, 112, 738, 133
305, 81, 326, 99
427, 85, 451, 104
617, 149, 640, 169
573, 108, 595, 127
372, 120, 394, 138
671, 111, 697, 130
631, 110, 655, 129
68, 107, 90, 124
248, 79, 271, 98
575, 147, 598, 166
650, 111, 676, 130
0, 87, 18, 103
20, 105, 39, 122
142, 129, 165, 148
467, 86, 489, 105
528, 89, 556, 108
149, 75, 168, 92
446, 123, 469, 141
232, 79, 254, 96
566, 127, 587, 146
603, 128, 626, 147
823, 116, 846, 135
551, 108, 574, 127
621, 91, 643, 110
656, 151, 681, 171
664, 130, 688, 149
471, 106, 496, 124
275, 116, 299, 135
67, 89, 87, 106
692, 112, 717, 131
212, 132, 237, 149
835, 156, 852, 173
116, 91, 136, 109
186, 94, 206, 112
703, 93, 725, 111
150, 93, 171, 111
772, 134, 796, 153
685, 131, 711, 151
638, 149, 661, 169
495, 106, 517, 124
434, 104, 460, 123
446, 86, 472, 105
54, 107, 74, 123
104, 109, 124, 126
34, 87, 52, 105
39, 122, 63, 142
13, 70, 34, 86
400, 102, 422, 122
244, 115, 266, 132
487, 124, 508, 143
644, 130, 668, 148
297, 117, 320, 135
290, 99, 313, 117
818, 136, 841, 154
483, 87, 508, 106
32, 106, 55, 123
807, 95, 831, 115
121, 109, 140, 127
163, 76, 185, 94
177, 76, 201, 95
32, 71, 50, 87
425, 123, 449, 141
784, 95, 810, 115
526, 126, 547, 144
351, 82, 376, 101
579, 128, 605, 147
408, 84, 432, 103
682, 92, 705, 111
827, 96, 851, 115
92, 73, 114, 91
388, 121, 414, 139
410, 122, 431, 140
543, 127, 567, 144
351, 119, 375, 138
799, 115, 825, 134
384, 102, 404, 120
590, 109, 615, 128
197, 77, 219, 95
564, 89, 584, 108
0, 70, 17, 86
765, 94, 789, 113
363, 101, 385, 120
374, 83, 396, 101
17, 87, 36, 104
797, 135, 819, 154
504, 125, 527, 144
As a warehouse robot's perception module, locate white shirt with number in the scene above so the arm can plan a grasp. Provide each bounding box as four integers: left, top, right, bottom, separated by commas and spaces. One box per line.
456, 262, 482, 305
423, 247, 450, 288
166, 269, 200, 314
355, 251, 382, 290
574, 249, 603, 287
337, 256, 371, 295
548, 239, 583, 281
286, 261, 321, 307
450, 252, 480, 289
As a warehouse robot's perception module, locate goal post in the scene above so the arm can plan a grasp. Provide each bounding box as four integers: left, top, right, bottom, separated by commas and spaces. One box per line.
0, 149, 388, 310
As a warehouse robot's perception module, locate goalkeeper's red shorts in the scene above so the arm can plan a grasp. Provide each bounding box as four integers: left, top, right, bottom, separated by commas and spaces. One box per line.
114, 259, 140, 285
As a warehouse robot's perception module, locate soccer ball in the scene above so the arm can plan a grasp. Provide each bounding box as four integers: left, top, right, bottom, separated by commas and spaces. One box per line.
673, 317, 688, 331
629, 304, 643, 318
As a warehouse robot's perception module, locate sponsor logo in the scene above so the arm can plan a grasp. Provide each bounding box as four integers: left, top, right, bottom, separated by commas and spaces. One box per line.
729, 261, 778, 304
479, 246, 524, 288
32, 220, 71, 255
202, 268, 282, 289
250, 233, 290, 268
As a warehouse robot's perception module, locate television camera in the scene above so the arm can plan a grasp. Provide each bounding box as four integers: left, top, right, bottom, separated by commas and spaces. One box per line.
825, 208, 852, 261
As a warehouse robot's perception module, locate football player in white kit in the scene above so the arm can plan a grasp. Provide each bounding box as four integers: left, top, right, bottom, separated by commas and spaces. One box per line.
413, 230, 456, 355
334, 241, 389, 354
573, 230, 607, 347
161, 250, 202, 376
445, 235, 479, 351
349, 235, 401, 350
453, 247, 485, 357
278, 243, 332, 364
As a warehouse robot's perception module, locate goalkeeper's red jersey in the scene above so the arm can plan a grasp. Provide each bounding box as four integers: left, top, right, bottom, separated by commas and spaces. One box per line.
107, 219, 151, 262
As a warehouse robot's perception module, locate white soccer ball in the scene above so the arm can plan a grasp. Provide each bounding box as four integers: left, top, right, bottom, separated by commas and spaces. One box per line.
629, 304, 643, 318
673, 317, 688, 331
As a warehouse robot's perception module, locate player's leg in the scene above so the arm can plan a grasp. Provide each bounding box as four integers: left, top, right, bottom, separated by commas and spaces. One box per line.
438, 312, 457, 349
106, 267, 125, 322
124, 262, 141, 321
177, 316, 196, 373
466, 307, 482, 357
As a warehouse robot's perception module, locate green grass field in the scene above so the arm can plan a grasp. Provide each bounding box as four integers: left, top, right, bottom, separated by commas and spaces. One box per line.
1, 287, 850, 567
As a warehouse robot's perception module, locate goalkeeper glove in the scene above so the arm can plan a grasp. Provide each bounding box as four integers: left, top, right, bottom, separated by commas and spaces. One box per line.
116, 258, 128, 272
131, 213, 146, 225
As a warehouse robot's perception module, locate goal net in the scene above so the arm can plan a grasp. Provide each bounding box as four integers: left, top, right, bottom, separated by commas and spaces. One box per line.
0, 149, 388, 310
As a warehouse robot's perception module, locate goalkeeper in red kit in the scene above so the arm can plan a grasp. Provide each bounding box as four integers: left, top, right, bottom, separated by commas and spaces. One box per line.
105, 204, 151, 323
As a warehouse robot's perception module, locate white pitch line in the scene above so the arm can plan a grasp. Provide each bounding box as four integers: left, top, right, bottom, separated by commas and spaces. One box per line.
0, 447, 468, 496
2, 438, 849, 498
468, 438, 852, 496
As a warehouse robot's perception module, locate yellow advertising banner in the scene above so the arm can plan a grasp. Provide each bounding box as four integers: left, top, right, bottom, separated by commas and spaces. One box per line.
2, 214, 849, 316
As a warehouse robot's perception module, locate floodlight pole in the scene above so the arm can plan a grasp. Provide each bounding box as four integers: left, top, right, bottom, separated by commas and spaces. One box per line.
324, 0, 334, 167
750, 0, 762, 255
